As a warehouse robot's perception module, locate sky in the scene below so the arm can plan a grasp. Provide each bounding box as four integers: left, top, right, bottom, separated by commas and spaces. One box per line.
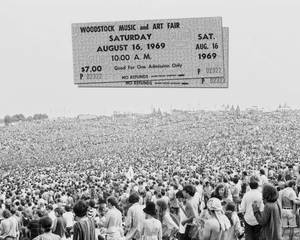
0, 0, 300, 118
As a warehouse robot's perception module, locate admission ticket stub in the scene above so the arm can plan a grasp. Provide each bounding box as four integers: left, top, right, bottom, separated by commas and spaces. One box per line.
72, 17, 225, 86
77, 27, 228, 88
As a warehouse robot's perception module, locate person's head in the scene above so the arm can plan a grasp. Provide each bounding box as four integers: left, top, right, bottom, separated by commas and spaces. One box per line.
207, 198, 223, 215
73, 200, 88, 218
128, 193, 139, 204
54, 207, 64, 217
287, 180, 296, 190
64, 205, 71, 212
46, 204, 53, 212
260, 169, 265, 176
249, 175, 260, 189
2, 209, 11, 219
182, 185, 196, 199
232, 176, 239, 184
175, 190, 184, 202
143, 201, 156, 219
262, 184, 278, 203
107, 196, 118, 209
39, 217, 52, 233
98, 198, 107, 212
215, 184, 228, 198
89, 199, 96, 208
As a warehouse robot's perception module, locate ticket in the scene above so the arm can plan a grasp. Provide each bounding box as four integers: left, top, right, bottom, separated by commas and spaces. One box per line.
72, 17, 225, 86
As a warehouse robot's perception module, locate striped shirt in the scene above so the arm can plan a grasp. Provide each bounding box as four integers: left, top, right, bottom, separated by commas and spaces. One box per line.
73, 217, 95, 240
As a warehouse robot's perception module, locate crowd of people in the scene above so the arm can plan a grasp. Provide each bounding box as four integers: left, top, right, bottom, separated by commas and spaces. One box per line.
0, 109, 300, 240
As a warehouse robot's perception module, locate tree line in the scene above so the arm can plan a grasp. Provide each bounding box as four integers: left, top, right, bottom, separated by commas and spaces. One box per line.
3, 114, 48, 125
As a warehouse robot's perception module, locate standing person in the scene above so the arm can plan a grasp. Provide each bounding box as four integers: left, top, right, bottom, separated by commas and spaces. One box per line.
28, 210, 44, 240
181, 185, 198, 240
252, 184, 282, 240
240, 175, 264, 240
200, 198, 231, 240
73, 200, 95, 240
33, 217, 60, 240
10, 208, 20, 240
0, 209, 19, 240
100, 197, 124, 240
125, 193, 144, 240
224, 202, 244, 240
230, 177, 241, 212
279, 180, 300, 240
141, 202, 162, 240
259, 169, 268, 187
62, 205, 74, 239
52, 208, 66, 238
156, 200, 178, 240
175, 191, 187, 240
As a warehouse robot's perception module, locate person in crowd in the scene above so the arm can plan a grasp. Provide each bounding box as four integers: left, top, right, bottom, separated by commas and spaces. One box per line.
33, 217, 60, 240
260, 169, 269, 186
181, 185, 198, 240
46, 205, 56, 228
230, 176, 241, 211
141, 202, 162, 240
240, 175, 264, 240
252, 184, 282, 240
200, 198, 231, 240
52, 207, 66, 238
0, 209, 19, 240
156, 199, 178, 240
100, 197, 123, 240
224, 201, 243, 240
28, 210, 45, 240
211, 184, 232, 203
278, 180, 300, 240
125, 193, 144, 240
62, 205, 74, 239
87, 200, 97, 219
73, 200, 95, 240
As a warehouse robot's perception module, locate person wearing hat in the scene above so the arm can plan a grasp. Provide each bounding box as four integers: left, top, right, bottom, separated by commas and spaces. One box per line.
240, 175, 264, 240
140, 202, 162, 240
201, 198, 231, 240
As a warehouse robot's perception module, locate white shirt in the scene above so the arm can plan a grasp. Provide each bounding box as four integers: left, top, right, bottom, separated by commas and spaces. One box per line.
63, 211, 74, 228
260, 175, 268, 186
104, 207, 123, 234
240, 189, 264, 226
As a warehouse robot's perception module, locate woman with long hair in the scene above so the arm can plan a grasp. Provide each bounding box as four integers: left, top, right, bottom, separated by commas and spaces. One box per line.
252, 184, 282, 240
211, 184, 231, 203
156, 199, 178, 240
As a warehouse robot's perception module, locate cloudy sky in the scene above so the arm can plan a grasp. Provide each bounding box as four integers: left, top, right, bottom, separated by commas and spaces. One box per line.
0, 0, 299, 118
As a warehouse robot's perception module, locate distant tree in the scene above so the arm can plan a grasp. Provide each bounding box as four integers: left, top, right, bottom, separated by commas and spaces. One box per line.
33, 113, 48, 120
4, 115, 11, 125
27, 116, 33, 121
12, 114, 25, 122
